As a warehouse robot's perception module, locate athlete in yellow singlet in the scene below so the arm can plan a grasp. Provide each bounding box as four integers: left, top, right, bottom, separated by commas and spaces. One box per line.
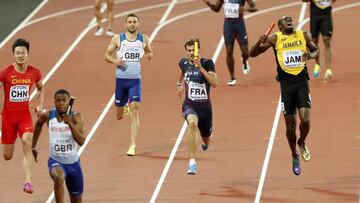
249, 16, 319, 176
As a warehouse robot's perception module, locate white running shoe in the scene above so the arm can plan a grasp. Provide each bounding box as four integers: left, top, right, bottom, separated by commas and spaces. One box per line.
242, 62, 250, 75
227, 79, 237, 86
94, 27, 104, 36
106, 30, 115, 36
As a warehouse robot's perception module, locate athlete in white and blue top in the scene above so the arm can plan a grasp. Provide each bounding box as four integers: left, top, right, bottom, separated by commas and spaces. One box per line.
32, 89, 85, 202
105, 13, 152, 156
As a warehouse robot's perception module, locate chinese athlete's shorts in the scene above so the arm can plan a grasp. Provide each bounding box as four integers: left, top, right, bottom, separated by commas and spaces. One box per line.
1, 110, 33, 144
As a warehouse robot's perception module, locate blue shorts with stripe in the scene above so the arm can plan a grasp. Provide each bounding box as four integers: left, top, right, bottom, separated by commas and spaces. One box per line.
223, 19, 248, 46
115, 78, 141, 107
48, 158, 84, 197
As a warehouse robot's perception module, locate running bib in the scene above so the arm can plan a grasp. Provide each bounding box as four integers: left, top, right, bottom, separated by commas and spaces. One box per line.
52, 138, 75, 157
282, 50, 303, 68
119, 44, 144, 62
9, 85, 29, 102
313, 0, 331, 9
224, 3, 239, 18
188, 81, 208, 101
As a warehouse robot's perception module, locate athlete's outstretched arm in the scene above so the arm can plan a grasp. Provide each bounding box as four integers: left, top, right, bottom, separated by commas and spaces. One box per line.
203, 0, 223, 12
143, 34, 153, 60
104, 35, 125, 67
32, 111, 49, 162
250, 34, 276, 57
303, 31, 320, 60
63, 113, 85, 146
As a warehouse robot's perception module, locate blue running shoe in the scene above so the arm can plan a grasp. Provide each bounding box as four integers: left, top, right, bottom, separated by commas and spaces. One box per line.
292, 155, 301, 176
201, 143, 208, 151
187, 163, 196, 175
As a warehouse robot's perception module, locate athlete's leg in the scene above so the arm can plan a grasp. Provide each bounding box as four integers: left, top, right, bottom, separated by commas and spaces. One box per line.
225, 43, 235, 80
186, 114, 200, 160
116, 106, 125, 120
3, 144, 15, 160
70, 195, 82, 203
94, 0, 103, 29
323, 36, 332, 70
21, 132, 33, 184
284, 114, 298, 158
129, 101, 140, 148
50, 166, 66, 203
297, 107, 310, 145
105, 0, 114, 31
240, 44, 249, 65
312, 37, 320, 65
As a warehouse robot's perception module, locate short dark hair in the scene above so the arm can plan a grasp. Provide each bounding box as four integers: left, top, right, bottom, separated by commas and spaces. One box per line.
184, 38, 200, 49
125, 13, 139, 22
54, 89, 70, 99
12, 38, 30, 53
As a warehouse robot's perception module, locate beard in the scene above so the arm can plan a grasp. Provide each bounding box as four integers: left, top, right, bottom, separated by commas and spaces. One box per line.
284, 27, 294, 34
127, 28, 136, 33
57, 109, 67, 115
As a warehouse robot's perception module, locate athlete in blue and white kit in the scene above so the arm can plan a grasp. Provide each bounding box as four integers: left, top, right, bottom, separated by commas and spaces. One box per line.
177, 38, 218, 175
203, 0, 257, 86
105, 13, 153, 156
32, 89, 85, 203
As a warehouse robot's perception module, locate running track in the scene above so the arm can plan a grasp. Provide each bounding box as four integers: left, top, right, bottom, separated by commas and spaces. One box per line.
0, 0, 359, 202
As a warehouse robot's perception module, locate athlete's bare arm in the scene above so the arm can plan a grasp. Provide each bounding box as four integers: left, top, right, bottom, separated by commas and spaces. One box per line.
193, 57, 218, 88
104, 34, 125, 67
63, 113, 85, 146
303, 31, 320, 60
35, 80, 44, 112
249, 34, 276, 57
203, 0, 223, 12
143, 34, 153, 60
32, 111, 50, 162
177, 72, 185, 98
245, 0, 258, 12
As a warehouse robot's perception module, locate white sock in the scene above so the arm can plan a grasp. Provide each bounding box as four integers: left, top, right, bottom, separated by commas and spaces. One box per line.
189, 159, 196, 165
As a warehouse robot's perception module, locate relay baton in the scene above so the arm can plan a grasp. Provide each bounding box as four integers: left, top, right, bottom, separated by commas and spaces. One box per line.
194, 41, 199, 67
265, 22, 275, 37
67, 97, 75, 114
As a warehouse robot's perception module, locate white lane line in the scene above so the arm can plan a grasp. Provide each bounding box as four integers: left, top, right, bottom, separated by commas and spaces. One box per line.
0, 0, 49, 48
158, 0, 178, 25
298, 3, 307, 24
150, 2, 304, 203
254, 2, 360, 203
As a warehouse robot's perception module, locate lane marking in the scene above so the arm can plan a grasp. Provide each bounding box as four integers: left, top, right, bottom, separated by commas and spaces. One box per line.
254, 2, 360, 203
0, 0, 49, 48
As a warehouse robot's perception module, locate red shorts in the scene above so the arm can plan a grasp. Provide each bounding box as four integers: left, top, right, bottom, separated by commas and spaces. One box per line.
1, 110, 33, 144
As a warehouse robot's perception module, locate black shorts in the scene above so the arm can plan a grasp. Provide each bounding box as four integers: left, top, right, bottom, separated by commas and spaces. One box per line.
310, 15, 333, 38
280, 80, 311, 115
182, 102, 212, 137
223, 19, 248, 46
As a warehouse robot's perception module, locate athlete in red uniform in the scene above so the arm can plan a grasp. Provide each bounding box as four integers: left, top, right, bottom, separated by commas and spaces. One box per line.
0, 38, 44, 194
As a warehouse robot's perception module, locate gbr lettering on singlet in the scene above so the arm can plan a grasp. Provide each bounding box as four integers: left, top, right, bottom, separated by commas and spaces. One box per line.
52, 137, 74, 157
120, 45, 143, 62
224, 2, 239, 18
188, 81, 208, 101
10, 85, 29, 102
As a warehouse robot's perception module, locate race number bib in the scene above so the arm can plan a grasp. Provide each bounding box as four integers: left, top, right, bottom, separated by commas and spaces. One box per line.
52, 138, 74, 157
119, 45, 144, 62
282, 50, 303, 68
188, 81, 208, 101
314, 0, 331, 9
9, 85, 29, 102
224, 3, 239, 18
